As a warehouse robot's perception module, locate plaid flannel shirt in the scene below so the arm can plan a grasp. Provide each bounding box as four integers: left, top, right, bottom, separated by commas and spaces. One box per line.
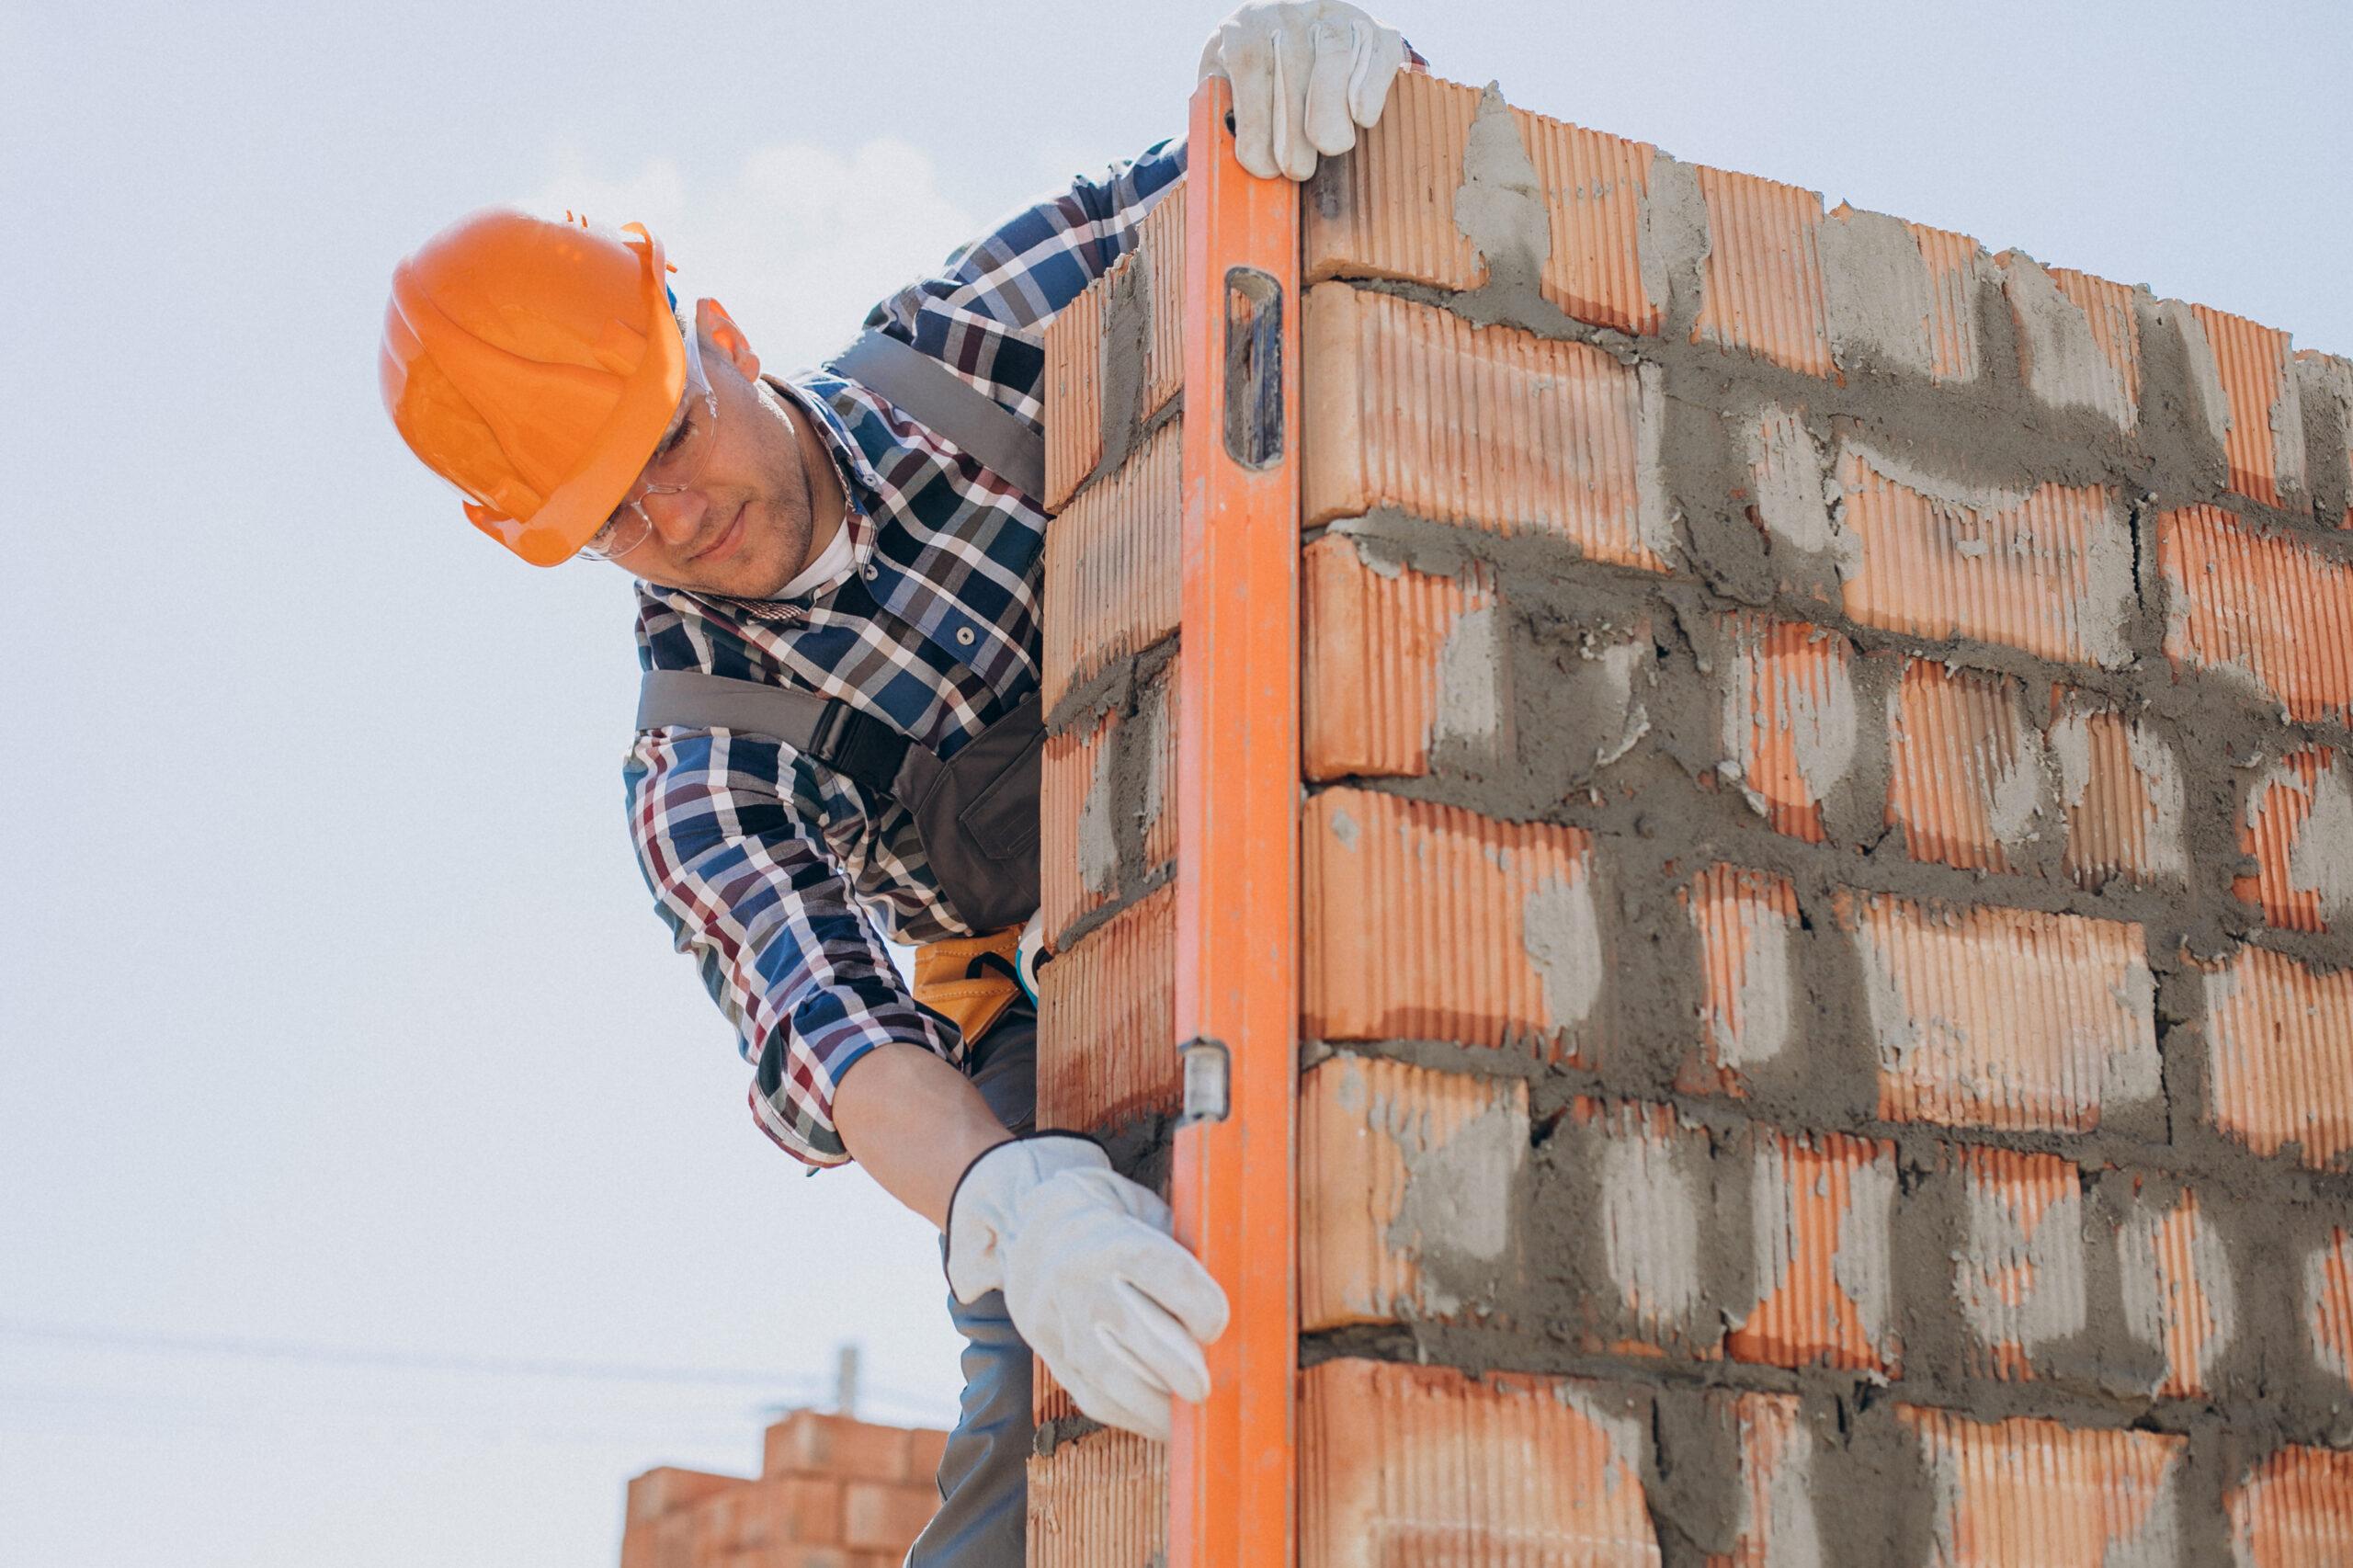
624, 138, 1187, 1170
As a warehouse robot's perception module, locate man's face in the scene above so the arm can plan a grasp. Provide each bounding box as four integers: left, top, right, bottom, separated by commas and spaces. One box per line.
598, 301, 835, 599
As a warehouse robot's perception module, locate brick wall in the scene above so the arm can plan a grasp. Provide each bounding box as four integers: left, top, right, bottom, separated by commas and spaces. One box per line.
618, 1409, 948, 1568
1038, 66, 2353, 1567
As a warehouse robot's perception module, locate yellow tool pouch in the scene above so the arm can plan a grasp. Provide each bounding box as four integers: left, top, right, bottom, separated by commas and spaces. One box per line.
911, 925, 1027, 1048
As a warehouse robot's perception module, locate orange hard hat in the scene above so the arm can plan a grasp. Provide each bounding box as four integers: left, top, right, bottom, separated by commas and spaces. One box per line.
380, 208, 686, 566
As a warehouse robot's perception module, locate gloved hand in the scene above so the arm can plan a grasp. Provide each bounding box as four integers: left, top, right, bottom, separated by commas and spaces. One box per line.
945, 1133, 1229, 1441
1198, 0, 1410, 182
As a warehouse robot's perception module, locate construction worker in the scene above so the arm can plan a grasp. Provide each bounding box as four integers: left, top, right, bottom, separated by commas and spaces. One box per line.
380, 4, 1409, 1560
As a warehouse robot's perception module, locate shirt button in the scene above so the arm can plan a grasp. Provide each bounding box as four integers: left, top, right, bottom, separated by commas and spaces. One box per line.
955, 627, 976, 646
863, 564, 879, 581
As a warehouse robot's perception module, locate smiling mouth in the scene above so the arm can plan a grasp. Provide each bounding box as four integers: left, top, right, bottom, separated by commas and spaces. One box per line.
692, 500, 747, 562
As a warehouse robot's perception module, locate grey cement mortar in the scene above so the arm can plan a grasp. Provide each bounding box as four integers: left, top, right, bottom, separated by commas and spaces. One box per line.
1091, 241, 1152, 483
1821, 208, 1941, 382
1041, 103, 2353, 1528
2297, 353, 2353, 528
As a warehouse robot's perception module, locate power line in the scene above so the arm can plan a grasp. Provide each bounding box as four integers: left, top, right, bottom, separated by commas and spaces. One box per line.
0, 1318, 945, 1409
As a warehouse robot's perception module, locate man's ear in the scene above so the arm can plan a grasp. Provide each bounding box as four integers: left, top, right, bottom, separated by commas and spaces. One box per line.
696, 298, 761, 383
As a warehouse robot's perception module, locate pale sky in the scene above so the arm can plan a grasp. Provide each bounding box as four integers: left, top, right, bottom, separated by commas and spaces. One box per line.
3, 2, 2347, 1563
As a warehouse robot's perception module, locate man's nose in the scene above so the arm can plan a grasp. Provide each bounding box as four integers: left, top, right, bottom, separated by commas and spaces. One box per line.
641, 487, 708, 547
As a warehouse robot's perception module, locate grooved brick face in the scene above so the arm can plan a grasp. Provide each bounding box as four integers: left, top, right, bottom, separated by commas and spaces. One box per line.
1040, 416, 1181, 712
1841, 891, 2158, 1134
1038, 665, 1176, 945
1836, 442, 2133, 668
1298, 1055, 1529, 1329
1571, 1096, 1723, 1358
1901, 1406, 2186, 1567
2190, 301, 2306, 509
1027, 1426, 1166, 1568
1299, 1358, 1661, 1568
2119, 1183, 2236, 1400
1997, 253, 2144, 432
1040, 182, 1184, 511
1302, 283, 1675, 570
1887, 660, 2048, 875
2237, 747, 2353, 933
2305, 1228, 2353, 1392
1035, 881, 1176, 1132
2158, 505, 2353, 723
1719, 613, 1858, 844
1717, 1392, 1825, 1567
1726, 1128, 1900, 1374
1951, 1145, 2086, 1383
1681, 865, 1801, 1096
2228, 1445, 2353, 1567
1302, 530, 1501, 781
2050, 689, 2188, 891
2203, 944, 2353, 1171
1822, 205, 1995, 384
1690, 163, 1833, 378
1302, 70, 1664, 335
1302, 787, 1604, 1061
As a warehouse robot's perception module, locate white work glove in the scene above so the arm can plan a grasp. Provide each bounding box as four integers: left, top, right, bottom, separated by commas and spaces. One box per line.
945, 1133, 1229, 1442
1198, 0, 1410, 182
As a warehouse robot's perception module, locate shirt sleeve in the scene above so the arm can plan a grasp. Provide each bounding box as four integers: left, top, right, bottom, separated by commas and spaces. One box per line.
624, 724, 961, 1170
860, 136, 1189, 427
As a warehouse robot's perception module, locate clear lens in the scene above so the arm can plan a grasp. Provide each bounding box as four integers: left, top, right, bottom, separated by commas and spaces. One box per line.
573, 303, 721, 565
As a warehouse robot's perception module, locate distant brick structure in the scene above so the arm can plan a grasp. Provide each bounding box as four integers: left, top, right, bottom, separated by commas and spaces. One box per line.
619, 1409, 948, 1567
1034, 66, 2353, 1568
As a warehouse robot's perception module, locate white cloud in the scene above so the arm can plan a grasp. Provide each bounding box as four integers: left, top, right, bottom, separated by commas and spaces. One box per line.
524, 138, 982, 376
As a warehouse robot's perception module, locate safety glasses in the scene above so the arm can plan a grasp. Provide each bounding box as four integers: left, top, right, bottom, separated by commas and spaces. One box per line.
580, 305, 721, 562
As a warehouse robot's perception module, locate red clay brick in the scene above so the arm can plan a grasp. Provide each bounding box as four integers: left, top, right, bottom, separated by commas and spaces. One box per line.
1951, 1145, 2086, 1384
2228, 1445, 2353, 1566
1690, 163, 1833, 379
1726, 1128, 1900, 1375
840, 1481, 938, 1551
2203, 944, 2353, 1172
762, 1412, 913, 1483
1737, 403, 1846, 607
2050, 689, 2188, 891
1034, 881, 1178, 1132
1303, 787, 1603, 1062
1681, 866, 1801, 1096
1718, 612, 1859, 844
1886, 660, 2047, 875
1901, 1405, 2186, 1565
1841, 891, 2157, 1134
1997, 253, 2144, 432
2297, 348, 2353, 528
1299, 1055, 1529, 1330
1299, 1358, 1661, 1567
904, 1426, 948, 1488
1716, 1392, 1824, 1566
628, 1468, 744, 1525
1038, 664, 1176, 945
2158, 504, 2353, 724
1836, 441, 2133, 668
1302, 531, 1503, 782
1302, 282, 1676, 570
1303, 72, 1665, 336
1040, 182, 1184, 511
1567, 1096, 1723, 1358
2119, 1182, 2236, 1400
2306, 1228, 2353, 1392
1027, 1426, 1165, 1568
2190, 301, 2306, 510
2237, 746, 2353, 934
1040, 416, 1180, 711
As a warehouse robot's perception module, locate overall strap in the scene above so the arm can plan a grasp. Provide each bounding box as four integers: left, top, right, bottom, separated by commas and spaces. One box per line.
824, 329, 1046, 500
634, 669, 908, 798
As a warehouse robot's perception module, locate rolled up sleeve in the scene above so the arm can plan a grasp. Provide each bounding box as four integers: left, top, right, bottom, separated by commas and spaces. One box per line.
624, 724, 959, 1169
